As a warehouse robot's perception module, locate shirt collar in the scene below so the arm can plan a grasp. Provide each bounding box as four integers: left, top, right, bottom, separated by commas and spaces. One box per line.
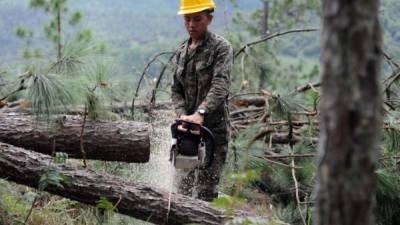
187, 30, 211, 50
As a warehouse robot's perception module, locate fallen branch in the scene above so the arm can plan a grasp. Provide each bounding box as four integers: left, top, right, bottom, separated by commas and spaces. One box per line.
232, 96, 267, 108
290, 82, 321, 95
291, 150, 307, 225
264, 153, 316, 159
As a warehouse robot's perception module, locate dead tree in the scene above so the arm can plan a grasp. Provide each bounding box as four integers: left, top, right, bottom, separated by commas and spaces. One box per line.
315, 1, 382, 225
0, 112, 150, 163
0, 142, 266, 225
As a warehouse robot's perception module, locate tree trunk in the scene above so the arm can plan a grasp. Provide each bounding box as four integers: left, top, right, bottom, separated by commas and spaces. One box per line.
261, 1, 269, 35
259, 0, 269, 91
0, 142, 263, 225
0, 112, 150, 163
316, 1, 382, 225
56, 8, 62, 61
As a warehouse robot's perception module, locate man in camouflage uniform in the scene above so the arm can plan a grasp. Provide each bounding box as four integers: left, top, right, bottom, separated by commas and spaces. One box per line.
171, 0, 233, 201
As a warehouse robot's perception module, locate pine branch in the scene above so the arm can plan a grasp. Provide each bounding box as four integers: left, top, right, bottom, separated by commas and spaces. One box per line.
150, 52, 176, 105
235, 28, 319, 58
131, 51, 174, 117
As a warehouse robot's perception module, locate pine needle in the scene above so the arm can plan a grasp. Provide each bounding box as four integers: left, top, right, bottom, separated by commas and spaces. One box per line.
27, 73, 73, 119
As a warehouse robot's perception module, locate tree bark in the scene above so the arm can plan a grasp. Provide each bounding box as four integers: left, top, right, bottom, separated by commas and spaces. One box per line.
0, 142, 263, 225
1, 101, 173, 114
259, 1, 269, 91
0, 112, 150, 163
232, 97, 266, 107
316, 1, 382, 225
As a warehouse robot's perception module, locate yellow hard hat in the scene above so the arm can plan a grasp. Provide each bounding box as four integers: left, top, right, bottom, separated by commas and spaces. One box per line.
178, 0, 216, 15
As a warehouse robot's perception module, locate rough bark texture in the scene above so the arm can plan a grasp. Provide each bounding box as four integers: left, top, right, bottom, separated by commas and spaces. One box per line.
1, 101, 173, 115
0, 112, 150, 163
232, 97, 266, 107
0, 142, 264, 225
316, 1, 382, 225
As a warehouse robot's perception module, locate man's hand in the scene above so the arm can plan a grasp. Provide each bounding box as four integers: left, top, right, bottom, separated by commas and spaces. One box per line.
179, 112, 204, 125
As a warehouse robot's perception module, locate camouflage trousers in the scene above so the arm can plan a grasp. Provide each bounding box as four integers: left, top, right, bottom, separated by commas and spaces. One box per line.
176, 143, 228, 202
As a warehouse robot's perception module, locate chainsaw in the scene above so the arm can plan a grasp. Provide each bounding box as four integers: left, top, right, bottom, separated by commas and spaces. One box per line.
170, 119, 215, 170
166, 120, 215, 218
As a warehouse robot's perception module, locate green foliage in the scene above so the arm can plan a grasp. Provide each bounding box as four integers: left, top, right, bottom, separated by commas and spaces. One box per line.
384, 128, 400, 154
53, 152, 68, 164
212, 195, 246, 214
51, 40, 96, 74
230, 170, 260, 184
15, 26, 34, 39
269, 94, 295, 120
38, 165, 70, 191
76, 28, 92, 43
22, 0, 94, 63
96, 197, 115, 212
69, 11, 83, 25
272, 203, 305, 225
26, 73, 73, 118
86, 91, 101, 120
83, 60, 116, 120
375, 169, 400, 225
30, 0, 66, 13
304, 88, 319, 110
383, 112, 400, 155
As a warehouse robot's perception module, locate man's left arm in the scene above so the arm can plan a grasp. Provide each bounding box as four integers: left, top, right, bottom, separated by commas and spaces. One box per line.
198, 43, 233, 113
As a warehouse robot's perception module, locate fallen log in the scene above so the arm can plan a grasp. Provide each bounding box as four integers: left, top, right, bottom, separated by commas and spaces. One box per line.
0, 143, 267, 225
232, 97, 266, 107
0, 112, 150, 163
1, 101, 173, 115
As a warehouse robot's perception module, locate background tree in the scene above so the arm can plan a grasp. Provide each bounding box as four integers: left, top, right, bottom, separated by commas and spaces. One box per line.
31, 0, 87, 60
315, 0, 382, 225
17, 0, 91, 63
229, 0, 321, 92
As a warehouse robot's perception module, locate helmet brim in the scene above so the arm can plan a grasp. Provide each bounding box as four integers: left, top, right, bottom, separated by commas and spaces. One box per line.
177, 6, 215, 15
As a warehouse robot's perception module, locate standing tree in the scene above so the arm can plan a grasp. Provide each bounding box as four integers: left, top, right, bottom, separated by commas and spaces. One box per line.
258, 0, 269, 91
229, 0, 320, 92
15, 0, 93, 65
315, 0, 382, 225
29, 0, 88, 61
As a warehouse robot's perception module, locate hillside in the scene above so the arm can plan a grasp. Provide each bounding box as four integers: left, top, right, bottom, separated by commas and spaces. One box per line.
0, 0, 261, 66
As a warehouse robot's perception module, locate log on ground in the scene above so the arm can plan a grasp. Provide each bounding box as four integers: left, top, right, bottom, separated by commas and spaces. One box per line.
232, 97, 266, 108
0, 112, 150, 163
0, 142, 266, 225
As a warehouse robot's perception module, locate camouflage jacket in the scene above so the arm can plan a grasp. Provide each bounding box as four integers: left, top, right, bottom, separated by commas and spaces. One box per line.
171, 31, 233, 144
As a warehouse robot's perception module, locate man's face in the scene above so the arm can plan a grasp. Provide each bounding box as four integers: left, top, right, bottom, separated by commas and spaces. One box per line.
183, 11, 213, 40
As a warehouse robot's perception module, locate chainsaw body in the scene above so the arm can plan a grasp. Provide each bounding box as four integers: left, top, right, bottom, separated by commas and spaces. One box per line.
170, 120, 215, 170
